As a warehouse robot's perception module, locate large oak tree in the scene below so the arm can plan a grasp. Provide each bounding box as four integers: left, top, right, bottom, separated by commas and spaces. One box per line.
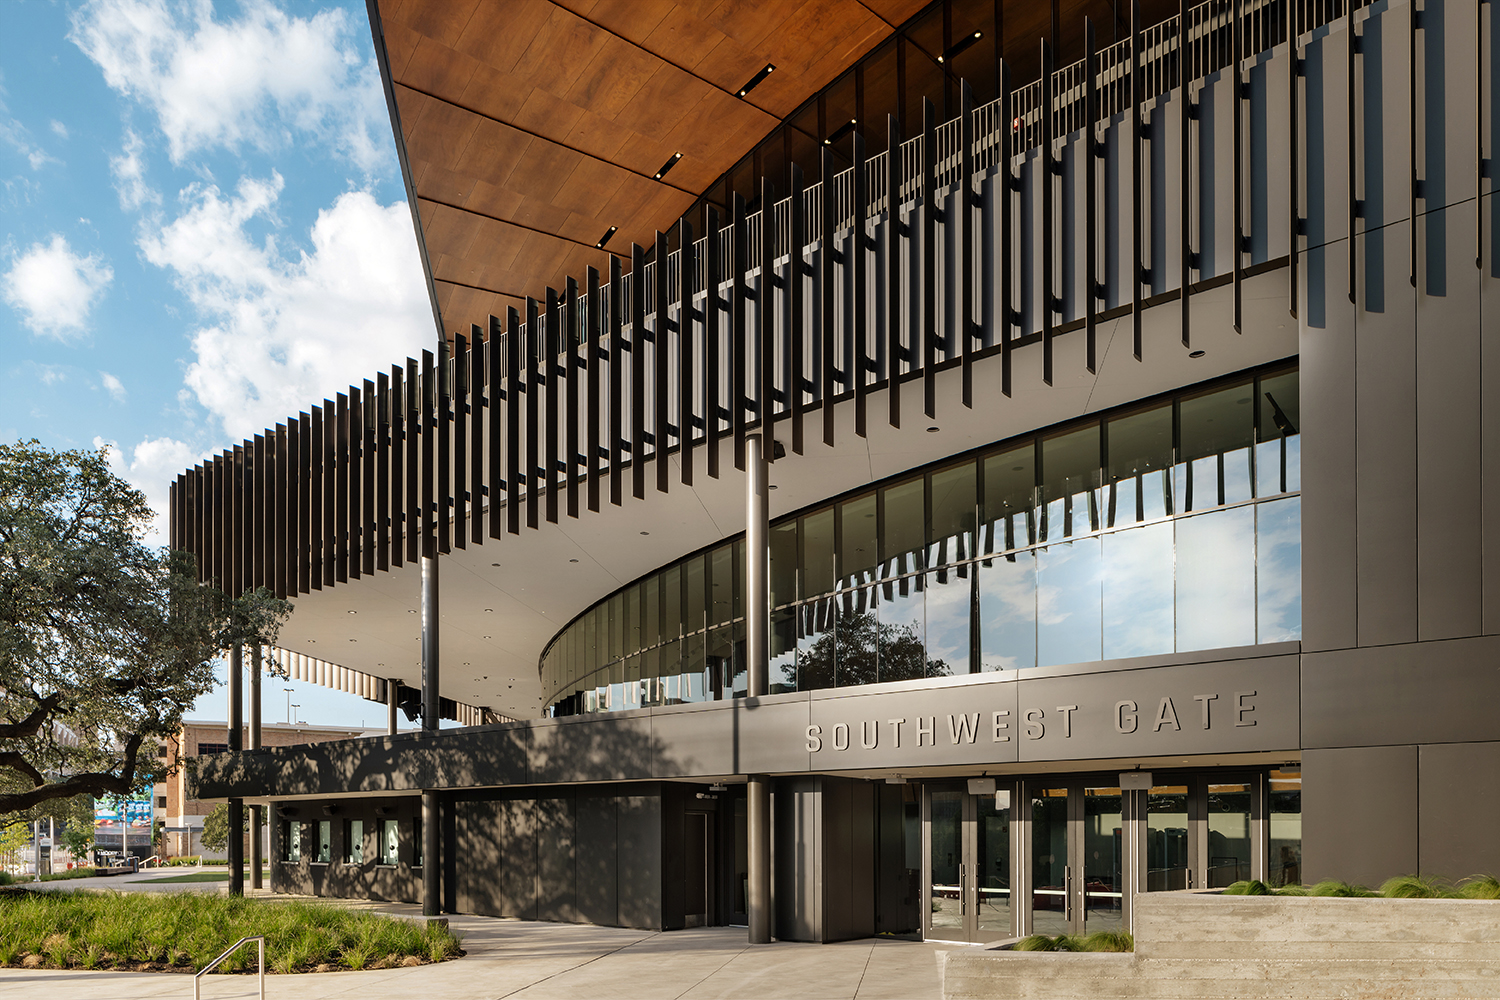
0, 441, 289, 821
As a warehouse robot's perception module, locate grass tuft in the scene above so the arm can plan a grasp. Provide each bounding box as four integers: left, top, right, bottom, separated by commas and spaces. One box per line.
1307, 879, 1378, 897
1222, 880, 1274, 895
0, 891, 463, 974
1458, 874, 1500, 900
1380, 874, 1457, 899
1011, 931, 1133, 953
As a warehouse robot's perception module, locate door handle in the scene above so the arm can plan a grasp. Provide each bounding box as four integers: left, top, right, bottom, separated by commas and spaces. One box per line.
1064, 864, 1072, 922
960, 863, 967, 915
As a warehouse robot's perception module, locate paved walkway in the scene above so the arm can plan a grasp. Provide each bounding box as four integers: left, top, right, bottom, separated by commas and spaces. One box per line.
0, 889, 958, 999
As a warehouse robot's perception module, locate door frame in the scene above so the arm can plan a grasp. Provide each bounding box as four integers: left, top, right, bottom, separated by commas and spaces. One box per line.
921, 780, 1018, 943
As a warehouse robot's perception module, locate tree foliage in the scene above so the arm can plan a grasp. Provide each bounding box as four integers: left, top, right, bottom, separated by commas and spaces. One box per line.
0, 441, 291, 818
796, 609, 950, 688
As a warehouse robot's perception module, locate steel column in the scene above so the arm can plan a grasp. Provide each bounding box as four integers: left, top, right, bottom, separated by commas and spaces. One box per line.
421, 789, 440, 917
227, 642, 243, 898
747, 774, 771, 944
249, 643, 262, 890
421, 554, 439, 733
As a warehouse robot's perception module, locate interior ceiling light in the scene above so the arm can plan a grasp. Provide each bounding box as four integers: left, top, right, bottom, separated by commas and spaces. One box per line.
595, 227, 616, 249
653, 152, 683, 181
823, 119, 857, 145
737, 64, 775, 98
937, 30, 983, 64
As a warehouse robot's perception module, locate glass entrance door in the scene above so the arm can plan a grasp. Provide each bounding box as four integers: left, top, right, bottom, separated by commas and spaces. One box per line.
1027, 782, 1126, 936
1143, 775, 1255, 894
925, 784, 1014, 942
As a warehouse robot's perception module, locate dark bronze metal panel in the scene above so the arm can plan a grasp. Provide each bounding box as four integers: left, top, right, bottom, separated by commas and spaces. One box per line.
472, 327, 487, 540
608, 257, 623, 507
545, 290, 562, 519
323, 399, 338, 585
961, 79, 975, 406
375, 372, 391, 567
759, 177, 775, 456
1001, 60, 1015, 394
922, 97, 936, 418
703, 207, 721, 480
1232, 0, 1244, 333
566, 276, 580, 517
253, 436, 266, 589
309, 411, 324, 588
526, 298, 541, 530
653, 232, 669, 493
1346, 4, 1357, 306
1290, 0, 1301, 316
1041, 39, 1055, 386
585, 268, 602, 512
820, 147, 836, 448
334, 395, 349, 583
731, 194, 747, 470
298, 411, 313, 590
452, 336, 468, 549
1131, 2, 1144, 360
405, 359, 420, 562
678, 221, 695, 485
506, 309, 522, 534
790, 163, 805, 455
390, 367, 405, 565
885, 115, 901, 430
1181, 0, 1194, 349
362, 380, 378, 573
630, 244, 646, 498
1085, 20, 1099, 374
487, 317, 503, 539
855, 130, 870, 438
421, 349, 436, 558
347, 390, 362, 580
276, 423, 289, 598
437, 343, 452, 554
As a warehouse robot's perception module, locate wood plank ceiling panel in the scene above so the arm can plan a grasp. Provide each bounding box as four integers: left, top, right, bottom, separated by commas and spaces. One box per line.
376, 0, 921, 343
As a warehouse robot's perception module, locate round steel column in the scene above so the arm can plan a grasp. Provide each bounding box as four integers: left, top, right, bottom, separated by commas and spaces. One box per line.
421, 789, 440, 916
421, 556, 440, 732
227, 643, 243, 897
745, 432, 772, 943
249, 644, 262, 890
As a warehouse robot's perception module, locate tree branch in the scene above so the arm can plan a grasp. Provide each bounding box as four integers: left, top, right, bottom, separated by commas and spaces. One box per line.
0, 693, 60, 740
0, 731, 144, 815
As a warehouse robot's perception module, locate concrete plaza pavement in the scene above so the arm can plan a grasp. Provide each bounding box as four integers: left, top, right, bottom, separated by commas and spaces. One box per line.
0, 884, 959, 999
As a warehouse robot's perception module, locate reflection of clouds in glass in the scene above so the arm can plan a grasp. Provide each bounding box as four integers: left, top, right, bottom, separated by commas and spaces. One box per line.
979, 554, 1037, 672
1037, 539, 1102, 667
1176, 507, 1256, 651
925, 575, 970, 665
1102, 521, 1174, 659
1257, 498, 1302, 642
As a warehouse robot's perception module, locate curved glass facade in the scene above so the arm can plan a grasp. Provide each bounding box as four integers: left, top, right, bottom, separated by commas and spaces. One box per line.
543, 366, 1301, 716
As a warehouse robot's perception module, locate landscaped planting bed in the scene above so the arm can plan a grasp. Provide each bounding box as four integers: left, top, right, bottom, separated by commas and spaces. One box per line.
0, 890, 463, 974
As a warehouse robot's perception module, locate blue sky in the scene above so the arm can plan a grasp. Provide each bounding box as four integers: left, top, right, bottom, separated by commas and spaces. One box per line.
0, 0, 434, 730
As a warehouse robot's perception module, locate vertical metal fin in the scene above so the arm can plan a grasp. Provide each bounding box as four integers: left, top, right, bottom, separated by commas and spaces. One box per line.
545, 288, 561, 520
526, 297, 541, 527
821, 146, 837, 447
702, 207, 721, 480
1347, 2, 1358, 305
1001, 60, 1015, 395
654, 232, 671, 493
790, 162, 806, 455
922, 96, 937, 419
487, 318, 503, 538
450, 341, 467, 549
374, 372, 389, 571
608, 257, 623, 506
421, 350, 437, 555
1085, 20, 1099, 374
1131, 5, 1144, 360
760, 176, 776, 459
436, 345, 451, 554
470, 326, 485, 541
631, 244, 647, 498
732, 195, 748, 470
404, 360, 419, 561
886, 114, 902, 430
1291, 0, 1302, 311
855, 130, 870, 437
1180, 0, 1193, 347
678, 220, 695, 485
1232, 0, 1244, 334
1041, 39, 1055, 386
586, 268, 602, 512
565, 279, 580, 518
506, 308, 522, 533
961, 79, 975, 407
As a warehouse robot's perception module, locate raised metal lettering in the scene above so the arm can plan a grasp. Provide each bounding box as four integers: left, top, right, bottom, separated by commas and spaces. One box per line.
1115, 700, 1138, 734
1056, 705, 1078, 738
1025, 708, 1045, 740
806, 724, 822, 752
861, 720, 879, 749
948, 712, 980, 744
917, 716, 935, 746
833, 722, 850, 750
992, 710, 1011, 742
1153, 697, 1180, 733
1193, 693, 1218, 729
888, 718, 906, 748
1235, 690, 1257, 727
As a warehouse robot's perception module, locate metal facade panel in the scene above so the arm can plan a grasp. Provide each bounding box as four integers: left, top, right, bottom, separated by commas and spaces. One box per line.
437, 345, 452, 553
346, 392, 361, 580
1302, 634, 1500, 748
404, 358, 420, 561
574, 791, 619, 926
586, 269, 602, 512
389, 367, 404, 564
772, 777, 821, 941
1484, 193, 1500, 633
653, 233, 670, 494
1298, 238, 1359, 651
452, 338, 468, 549
615, 793, 663, 929
630, 246, 646, 497
1302, 744, 1418, 885
525, 299, 540, 531
1417, 203, 1484, 639
529, 715, 654, 783
566, 277, 581, 515
506, 308, 522, 533
361, 381, 378, 572
1354, 219, 1418, 646
1417, 741, 1500, 878
498, 797, 538, 920
535, 796, 578, 922
678, 222, 695, 484
651, 698, 813, 777
1302, 18, 1355, 255
545, 292, 561, 521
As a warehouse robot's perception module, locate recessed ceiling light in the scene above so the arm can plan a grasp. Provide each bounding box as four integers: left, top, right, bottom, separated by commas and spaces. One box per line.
736, 64, 775, 99
823, 119, 857, 146
1189, 350, 1206, 358
937, 30, 983, 64
348, 638, 356, 642
595, 226, 617, 249
406, 610, 416, 614
491, 563, 500, 567
653, 152, 682, 181
483, 635, 492, 639
640, 531, 649, 536
346, 610, 357, 615
926, 426, 940, 433
484, 608, 493, 613
569, 558, 579, 563
769, 484, 778, 490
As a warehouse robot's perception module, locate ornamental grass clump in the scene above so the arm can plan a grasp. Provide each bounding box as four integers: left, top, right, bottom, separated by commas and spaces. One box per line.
1223, 874, 1500, 899
0, 891, 463, 973
1013, 930, 1134, 952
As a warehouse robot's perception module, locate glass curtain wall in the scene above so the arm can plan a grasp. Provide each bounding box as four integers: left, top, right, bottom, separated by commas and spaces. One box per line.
543, 366, 1301, 716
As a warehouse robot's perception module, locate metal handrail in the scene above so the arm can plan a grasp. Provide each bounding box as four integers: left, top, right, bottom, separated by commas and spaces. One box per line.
192, 935, 265, 1000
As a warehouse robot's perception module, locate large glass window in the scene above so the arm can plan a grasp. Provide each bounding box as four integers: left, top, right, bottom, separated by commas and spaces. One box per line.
541, 366, 1301, 715
343, 819, 363, 865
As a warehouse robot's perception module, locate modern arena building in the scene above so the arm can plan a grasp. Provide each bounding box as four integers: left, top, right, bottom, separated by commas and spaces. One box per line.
183, 0, 1500, 944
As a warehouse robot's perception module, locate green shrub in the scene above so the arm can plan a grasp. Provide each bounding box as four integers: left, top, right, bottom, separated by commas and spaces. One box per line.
1011, 931, 1133, 953
0, 892, 463, 973
1222, 880, 1274, 895
1013, 934, 1063, 951
1308, 879, 1378, 897
38, 867, 95, 881
1380, 874, 1458, 899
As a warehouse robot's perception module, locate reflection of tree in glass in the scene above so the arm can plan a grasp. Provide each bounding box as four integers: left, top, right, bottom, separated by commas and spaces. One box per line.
796, 612, 949, 689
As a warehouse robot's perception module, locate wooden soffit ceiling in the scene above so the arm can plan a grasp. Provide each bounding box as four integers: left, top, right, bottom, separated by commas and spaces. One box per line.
374, 0, 930, 341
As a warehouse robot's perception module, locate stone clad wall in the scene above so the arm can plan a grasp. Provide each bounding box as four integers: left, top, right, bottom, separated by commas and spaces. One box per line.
943, 891, 1500, 999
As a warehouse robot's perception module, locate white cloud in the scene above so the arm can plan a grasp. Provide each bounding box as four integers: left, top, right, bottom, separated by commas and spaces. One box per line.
110, 129, 158, 210
2, 234, 114, 338
96, 434, 205, 547
50, 120, 68, 140
140, 177, 429, 442
70, 0, 386, 172
100, 371, 126, 401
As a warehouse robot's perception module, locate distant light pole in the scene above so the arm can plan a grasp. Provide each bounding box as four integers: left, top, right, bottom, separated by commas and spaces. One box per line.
283, 687, 293, 724
290, 704, 300, 725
